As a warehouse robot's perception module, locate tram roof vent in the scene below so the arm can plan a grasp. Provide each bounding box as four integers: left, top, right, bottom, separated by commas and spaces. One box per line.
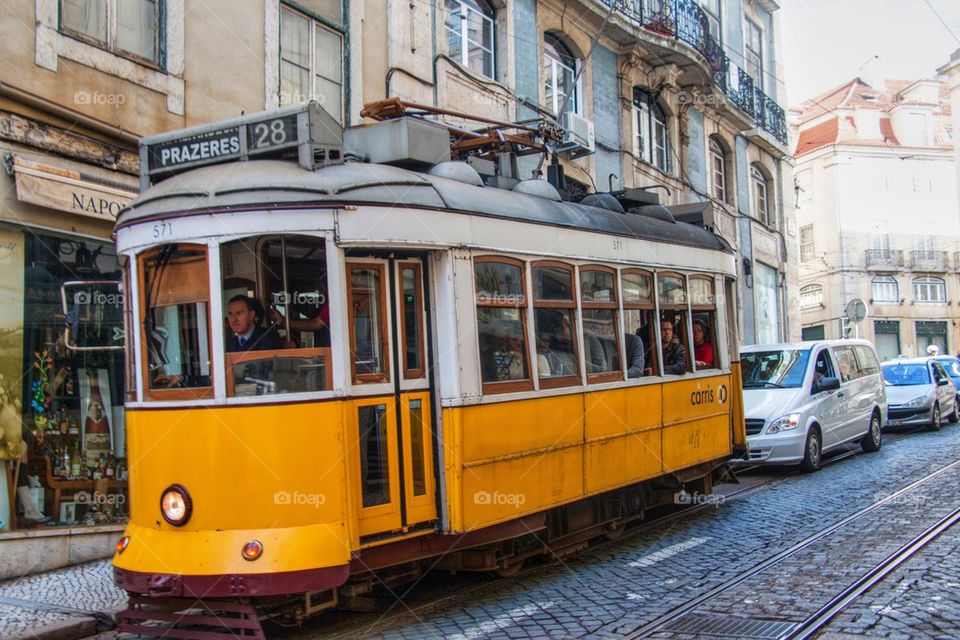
343, 117, 451, 170
633, 204, 676, 223
512, 179, 562, 202
428, 161, 484, 187
580, 193, 624, 213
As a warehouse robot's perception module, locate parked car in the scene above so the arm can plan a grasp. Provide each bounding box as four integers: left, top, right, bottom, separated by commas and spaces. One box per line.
882, 357, 958, 430
737, 340, 886, 472
933, 356, 960, 406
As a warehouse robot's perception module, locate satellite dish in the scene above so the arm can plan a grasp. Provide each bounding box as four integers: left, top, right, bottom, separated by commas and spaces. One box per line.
845, 298, 868, 324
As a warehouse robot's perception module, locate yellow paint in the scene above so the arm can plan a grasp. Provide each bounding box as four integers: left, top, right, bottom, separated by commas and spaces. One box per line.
730, 362, 747, 446
460, 394, 583, 463
585, 430, 662, 494
584, 387, 662, 441
399, 391, 438, 526
661, 375, 732, 426
662, 415, 731, 472
345, 396, 403, 537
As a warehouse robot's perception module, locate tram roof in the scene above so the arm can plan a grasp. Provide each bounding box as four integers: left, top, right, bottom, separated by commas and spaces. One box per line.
117, 160, 731, 253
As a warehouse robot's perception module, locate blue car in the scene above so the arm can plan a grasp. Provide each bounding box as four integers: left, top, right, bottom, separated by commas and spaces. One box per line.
934, 356, 960, 404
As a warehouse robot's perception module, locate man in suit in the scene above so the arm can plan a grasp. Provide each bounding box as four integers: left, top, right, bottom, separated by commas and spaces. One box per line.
226, 295, 280, 352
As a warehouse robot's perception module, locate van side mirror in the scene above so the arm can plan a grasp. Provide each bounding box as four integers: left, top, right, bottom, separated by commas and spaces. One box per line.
816, 376, 841, 392
938, 378, 950, 387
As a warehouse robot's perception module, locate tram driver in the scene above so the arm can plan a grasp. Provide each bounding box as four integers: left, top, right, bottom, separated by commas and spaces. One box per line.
226, 295, 280, 352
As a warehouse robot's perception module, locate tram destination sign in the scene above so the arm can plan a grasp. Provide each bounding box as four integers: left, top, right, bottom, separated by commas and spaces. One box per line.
139, 102, 342, 188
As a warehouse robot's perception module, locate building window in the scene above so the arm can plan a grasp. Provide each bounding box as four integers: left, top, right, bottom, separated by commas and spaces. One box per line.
915, 235, 936, 260
632, 89, 671, 173
700, 0, 722, 41
800, 225, 815, 262
913, 277, 946, 304
874, 320, 900, 362
280, 4, 344, 122
916, 320, 948, 355
444, 0, 495, 79
60, 0, 163, 67
745, 19, 763, 89
709, 137, 731, 204
543, 33, 579, 115
800, 284, 823, 310
871, 276, 899, 304
751, 164, 772, 226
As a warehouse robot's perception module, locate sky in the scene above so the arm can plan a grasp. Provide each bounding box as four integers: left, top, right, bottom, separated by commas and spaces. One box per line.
780, 0, 960, 105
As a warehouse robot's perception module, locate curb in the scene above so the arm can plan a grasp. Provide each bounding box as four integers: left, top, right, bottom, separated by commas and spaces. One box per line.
7, 607, 123, 640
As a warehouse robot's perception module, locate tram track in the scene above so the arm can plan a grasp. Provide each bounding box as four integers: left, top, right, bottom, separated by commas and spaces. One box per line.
622, 451, 960, 639
313, 432, 915, 639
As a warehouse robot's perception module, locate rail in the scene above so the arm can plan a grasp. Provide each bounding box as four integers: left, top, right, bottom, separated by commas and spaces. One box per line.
599, 0, 787, 144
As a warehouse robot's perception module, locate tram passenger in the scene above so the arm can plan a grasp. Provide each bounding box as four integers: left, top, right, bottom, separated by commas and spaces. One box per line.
693, 318, 715, 368
625, 332, 646, 378
659, 317, 688, 375
226, 295, 280, 352
269, 299, 330, 348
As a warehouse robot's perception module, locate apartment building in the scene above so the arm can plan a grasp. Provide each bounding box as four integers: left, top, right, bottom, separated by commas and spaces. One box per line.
0, 0, 791, 574
793, 77, 957, 360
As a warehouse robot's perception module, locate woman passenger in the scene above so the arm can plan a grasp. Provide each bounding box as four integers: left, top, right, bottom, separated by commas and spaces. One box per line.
693, 318, 715, 368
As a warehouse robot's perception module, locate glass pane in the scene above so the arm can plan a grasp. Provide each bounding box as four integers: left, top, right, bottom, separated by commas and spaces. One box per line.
583, 309, 618, 374
477, 307, 528, 382
142, 246, 211, 390
689, 278, 715, 306
281, 9, 310, 67
408, 399, 426, 496
467, 43, 487, 76
280, 61, 310, 105
297, 0, 342, 24
445, 4, 463, 60
62, 282, 124, 349
314, 25, 343, 83
580, 270, 615, 302
622, 272, 652, 304
62, 0, 107, 43
482, 12, 493, 50
358, 404, 390, 508
534, 308, 578, 378
533, 266, 572, 301
658, 275, 686, 306
692, 313, 717, 368
116, 0, 158, 62
314, 75, 342, 123
229, 352, 328, 396
475, 261, 523, 301
351, 267, 386, 377
402, 267, 422, 372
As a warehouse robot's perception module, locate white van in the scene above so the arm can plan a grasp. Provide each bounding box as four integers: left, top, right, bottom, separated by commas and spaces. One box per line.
737, 340, 887, 471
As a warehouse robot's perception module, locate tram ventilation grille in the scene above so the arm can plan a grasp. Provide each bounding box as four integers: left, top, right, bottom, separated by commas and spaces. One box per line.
657, 613, 797, 639
745, 419, 765, 436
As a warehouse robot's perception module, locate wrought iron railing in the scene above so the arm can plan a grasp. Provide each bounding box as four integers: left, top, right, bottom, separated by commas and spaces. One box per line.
910, 250, 948, 271
865, 249, 903, 268
598, 0, 787, 144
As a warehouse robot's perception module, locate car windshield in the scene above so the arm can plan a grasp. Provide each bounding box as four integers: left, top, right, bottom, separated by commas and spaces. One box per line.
741, 349, 810, 389
882, 364, 930, 386
936, 358, 960, 378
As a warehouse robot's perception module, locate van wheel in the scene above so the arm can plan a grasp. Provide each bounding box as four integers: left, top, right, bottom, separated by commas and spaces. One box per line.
930, 403, 942, 431
800, 428, 822, 472
861, 412, 882, 452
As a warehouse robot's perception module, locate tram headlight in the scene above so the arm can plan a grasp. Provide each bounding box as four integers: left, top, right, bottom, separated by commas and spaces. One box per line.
766, 414, 800, 434
241, 540, 264, 561
160, 484, 192, 526
115, 536, 130, 555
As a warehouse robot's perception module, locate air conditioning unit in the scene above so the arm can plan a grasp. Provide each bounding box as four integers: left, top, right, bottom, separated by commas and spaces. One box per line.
557, 111, 596, 158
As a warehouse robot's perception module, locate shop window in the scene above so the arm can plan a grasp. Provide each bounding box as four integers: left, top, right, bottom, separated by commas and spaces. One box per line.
60, 0, 164, 67
658, 272, 691, 374
444, 0, 496, 79
280, 3, 344, 121
348, 263, 390, 384
532, 262, 580, 388
580, 266, 621, 383
140, 244, 212, 399
873, 320, 900, 362
916, 320, 947, 355
690, 275, 718, 370
474, 257, 532, 393
622, 269, 656, 377
8, 233, 128, 531
220, 236, 332, 396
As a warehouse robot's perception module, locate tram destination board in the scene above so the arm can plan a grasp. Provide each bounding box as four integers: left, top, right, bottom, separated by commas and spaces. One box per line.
139, 101, 342, 188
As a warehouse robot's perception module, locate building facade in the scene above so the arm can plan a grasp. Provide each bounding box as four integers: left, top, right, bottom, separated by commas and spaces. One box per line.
793, 77, 958, 360
0, 0, 792, 575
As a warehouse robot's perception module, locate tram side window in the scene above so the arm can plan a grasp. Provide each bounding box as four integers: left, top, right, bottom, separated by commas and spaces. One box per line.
220, 235, 331, 396
623, 269, 656, 377
532, 262, 580, 388
348, 263, 390, 383
140, 244, 212, 397
475, 258, 532, 392
658, 273, 691, 375
580, 267, 621, 382
690, 276, 718, 370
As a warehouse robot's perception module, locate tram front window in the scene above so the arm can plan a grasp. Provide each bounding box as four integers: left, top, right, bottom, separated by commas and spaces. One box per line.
220, 235, 332, 397
140, 244, 212, 396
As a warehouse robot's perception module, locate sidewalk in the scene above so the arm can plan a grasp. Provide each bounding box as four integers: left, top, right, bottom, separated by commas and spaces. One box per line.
0, 559, 125, 640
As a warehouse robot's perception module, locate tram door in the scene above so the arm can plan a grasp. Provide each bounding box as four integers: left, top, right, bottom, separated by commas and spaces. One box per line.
347, 257, 437, 538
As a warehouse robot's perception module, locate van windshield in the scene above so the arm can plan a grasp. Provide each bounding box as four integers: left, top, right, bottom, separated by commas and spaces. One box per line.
741, 349, 810, 389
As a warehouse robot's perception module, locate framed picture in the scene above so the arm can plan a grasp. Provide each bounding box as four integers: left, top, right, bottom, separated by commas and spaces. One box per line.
60, 501, 76, 525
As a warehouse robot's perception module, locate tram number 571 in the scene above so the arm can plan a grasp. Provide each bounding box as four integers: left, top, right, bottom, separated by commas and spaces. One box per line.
153, 221, 173, 239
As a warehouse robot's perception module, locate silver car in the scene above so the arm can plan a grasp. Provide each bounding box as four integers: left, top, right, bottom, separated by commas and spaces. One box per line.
882, 358, 958, 430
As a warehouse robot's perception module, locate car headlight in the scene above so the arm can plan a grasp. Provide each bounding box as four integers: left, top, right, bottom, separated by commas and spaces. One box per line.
160, 484, 192, 526
766, 414, 800, 434
904, 396, 928, 407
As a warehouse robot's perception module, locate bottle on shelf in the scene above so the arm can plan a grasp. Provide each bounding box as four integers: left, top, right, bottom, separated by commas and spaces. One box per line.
84, 370, 111, 468
61, 447, 70, 479
70, 443, 82, 479
105, 453, 115, 479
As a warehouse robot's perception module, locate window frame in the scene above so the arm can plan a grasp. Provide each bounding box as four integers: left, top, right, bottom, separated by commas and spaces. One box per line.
346, 261, 391, 384
579, 264, 623, 384
751, 164, 771, 226
800, 225, 815, 262
59, 0, 165, 69
398, 260, 427, 380
632, 89, 671, 173
622, 268, 658, 376
531, 260, 581, 389
689, 274, 719, 371
700, 0, 722, 42
279, 3, 345, 122
744, 18, 763, 90
474, 256, 534, 394
709, 138, 729, 204
543, 33, 580, 116
444, 0, 496, 79
913, 277, 946, 304
800, 284, 823, 310
871, 276, 899, 304
657, 271, 692, 374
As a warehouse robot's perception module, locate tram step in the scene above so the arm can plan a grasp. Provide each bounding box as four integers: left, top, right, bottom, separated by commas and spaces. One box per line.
116, 597, 265, 640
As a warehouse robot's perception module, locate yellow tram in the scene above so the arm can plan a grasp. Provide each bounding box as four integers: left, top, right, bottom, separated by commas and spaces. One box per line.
102, 102, 747, 636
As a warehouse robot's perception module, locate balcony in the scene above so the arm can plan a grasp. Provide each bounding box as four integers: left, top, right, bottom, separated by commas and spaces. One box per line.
865, 249, 903, 270
910, 250, 949, 272
599, 0, 787, 144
